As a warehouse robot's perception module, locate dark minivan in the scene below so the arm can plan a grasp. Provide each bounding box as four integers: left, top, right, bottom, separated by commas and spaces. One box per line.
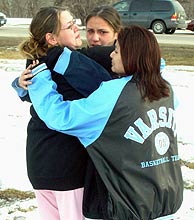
113, 0, 187, 34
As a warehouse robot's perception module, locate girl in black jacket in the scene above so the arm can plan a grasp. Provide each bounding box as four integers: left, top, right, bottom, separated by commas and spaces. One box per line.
12, 5, 122, 220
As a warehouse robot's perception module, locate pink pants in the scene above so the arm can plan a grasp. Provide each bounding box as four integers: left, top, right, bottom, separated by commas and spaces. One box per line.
35, 187, 84, 220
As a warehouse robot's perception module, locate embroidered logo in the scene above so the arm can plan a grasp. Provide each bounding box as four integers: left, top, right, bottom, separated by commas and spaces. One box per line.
155, 132, 170, 155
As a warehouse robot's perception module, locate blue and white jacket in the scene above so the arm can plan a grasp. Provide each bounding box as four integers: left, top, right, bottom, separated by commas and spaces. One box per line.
28, 48, 183, 220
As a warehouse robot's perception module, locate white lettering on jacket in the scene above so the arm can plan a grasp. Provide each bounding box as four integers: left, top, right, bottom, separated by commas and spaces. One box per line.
124, 107, 176, 144
140, 155, 180, 168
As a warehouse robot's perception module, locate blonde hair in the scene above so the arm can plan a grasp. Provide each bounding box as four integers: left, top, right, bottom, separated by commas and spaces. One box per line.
19, 6, 68, 60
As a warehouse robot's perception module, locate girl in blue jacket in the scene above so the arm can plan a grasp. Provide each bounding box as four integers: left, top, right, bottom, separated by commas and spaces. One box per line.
28, 25, 183, 220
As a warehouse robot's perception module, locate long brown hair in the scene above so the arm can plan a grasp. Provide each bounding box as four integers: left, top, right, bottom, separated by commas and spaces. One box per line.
19, 6, 69, 60
86, 5, 122, 33
118, 25, 170, 102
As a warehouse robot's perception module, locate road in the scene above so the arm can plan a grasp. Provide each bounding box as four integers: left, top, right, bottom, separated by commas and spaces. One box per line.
155, 29, 194, 46
0, 24, 194, 46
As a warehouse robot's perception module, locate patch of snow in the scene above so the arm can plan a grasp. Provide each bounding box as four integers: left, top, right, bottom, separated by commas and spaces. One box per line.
0, 60, 194, 219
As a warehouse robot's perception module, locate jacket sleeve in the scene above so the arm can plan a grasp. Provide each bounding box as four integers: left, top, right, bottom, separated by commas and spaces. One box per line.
11, 77, 31, 102
11, 59, 37, 103
28, 66, 130, 146
78, 45, 118, 79
53, 47, 112, 97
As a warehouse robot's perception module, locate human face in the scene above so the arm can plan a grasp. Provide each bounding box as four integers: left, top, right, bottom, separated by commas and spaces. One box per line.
55, 11, 82, 49
86, 16, 117, 47
110, 42, 125, 74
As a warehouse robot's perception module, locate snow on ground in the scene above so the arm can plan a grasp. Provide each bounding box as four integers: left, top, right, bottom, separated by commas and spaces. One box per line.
0, 59, 194, 219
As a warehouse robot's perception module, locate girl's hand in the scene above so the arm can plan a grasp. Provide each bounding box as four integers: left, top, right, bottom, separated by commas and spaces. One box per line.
18, 60, 39, 90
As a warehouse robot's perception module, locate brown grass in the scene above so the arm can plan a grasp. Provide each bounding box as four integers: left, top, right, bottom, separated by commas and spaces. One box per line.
0, 37, 26, 59
0, 188, 35, 208
160, 44, 194, 66
0, 37, 193, 66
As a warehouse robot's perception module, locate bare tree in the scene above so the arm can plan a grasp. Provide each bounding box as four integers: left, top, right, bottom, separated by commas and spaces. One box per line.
178, 0, 194, 19
0, 0, 193, 19
54, 0, 64, 6
0, 0, 54, 17
53, 0, 115, 24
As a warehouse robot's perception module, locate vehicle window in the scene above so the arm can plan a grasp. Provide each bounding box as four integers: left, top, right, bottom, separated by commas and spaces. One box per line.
114, 1, 130, 11
130, 0, 152, 12
173, 1, 185, 12
151, 1, 171, 11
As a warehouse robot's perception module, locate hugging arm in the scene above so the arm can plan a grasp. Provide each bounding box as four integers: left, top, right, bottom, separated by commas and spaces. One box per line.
49, 47, 112, 97
11, 60, 39, 102
12, 47, 112, 102
28, 49, 131, 145
28, 66, 118, 146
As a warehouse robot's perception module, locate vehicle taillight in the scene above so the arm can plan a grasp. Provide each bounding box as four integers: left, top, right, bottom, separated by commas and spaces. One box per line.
171, 13, 177, 21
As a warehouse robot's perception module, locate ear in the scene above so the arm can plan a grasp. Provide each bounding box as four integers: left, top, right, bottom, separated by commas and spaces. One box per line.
45, 33, 58, 46
114, 32, 118, 40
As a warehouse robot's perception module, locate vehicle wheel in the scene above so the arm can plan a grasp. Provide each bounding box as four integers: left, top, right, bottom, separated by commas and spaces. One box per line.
152, 20, 166, 34
165, 28, 176, 34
